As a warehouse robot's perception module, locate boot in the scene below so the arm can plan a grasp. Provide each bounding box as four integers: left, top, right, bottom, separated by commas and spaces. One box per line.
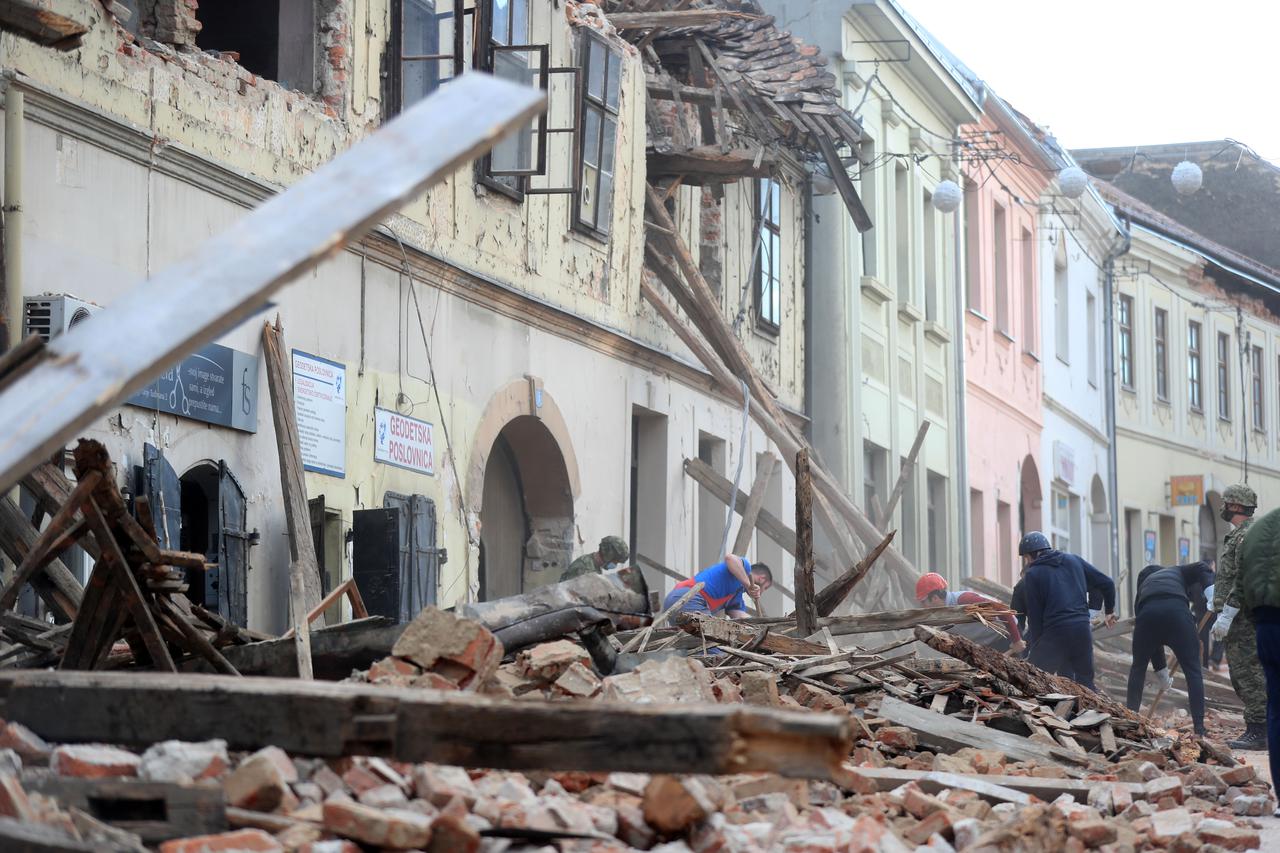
1228, 722, 1268, 750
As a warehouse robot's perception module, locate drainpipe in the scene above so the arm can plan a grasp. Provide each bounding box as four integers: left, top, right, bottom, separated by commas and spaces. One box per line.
1102, 219, 1131, 599
952, 184, 971, 580
3, 75, 23, 352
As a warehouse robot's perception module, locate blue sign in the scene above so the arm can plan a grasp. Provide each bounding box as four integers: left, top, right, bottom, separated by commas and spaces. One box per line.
127, 342, 259, 432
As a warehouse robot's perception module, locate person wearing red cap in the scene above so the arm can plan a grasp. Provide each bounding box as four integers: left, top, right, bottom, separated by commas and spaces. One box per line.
915, 573, 1026, 655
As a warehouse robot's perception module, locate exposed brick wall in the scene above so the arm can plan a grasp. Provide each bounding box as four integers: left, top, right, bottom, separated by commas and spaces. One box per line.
316, 0, 350, 114
699, 187, 723, 298
142, 0, 200, 47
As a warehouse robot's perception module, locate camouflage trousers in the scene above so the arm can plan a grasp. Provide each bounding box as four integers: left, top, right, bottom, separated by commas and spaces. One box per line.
1225, 611, 1268, 724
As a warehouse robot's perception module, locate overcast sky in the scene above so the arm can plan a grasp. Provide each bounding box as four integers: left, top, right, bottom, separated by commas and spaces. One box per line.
899, 0, 1280, 162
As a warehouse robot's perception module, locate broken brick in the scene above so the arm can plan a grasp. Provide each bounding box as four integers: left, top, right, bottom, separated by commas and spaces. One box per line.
224, 747, 299, 811
0, 775, 34, 821
139, 739, 229, 783
158, 828, 283, 853
323, 800, 433, 849
0, 722, 51, 764
643, 775, 717, 835
1143, 775, 1184, 805
739, 671, 781, 707
426, 812, 479, 852
874, 726, 918, 751
551, 661, 602, 698
516, 640, 592, 682
50, 744, 140, 779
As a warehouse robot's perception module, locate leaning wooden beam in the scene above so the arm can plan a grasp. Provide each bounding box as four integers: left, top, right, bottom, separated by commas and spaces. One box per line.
0, 470, 99, 612
281, 578, 369, 641
0, 495, 82, 620
914, 626, 1158, 738
793, 450, 818, 637
0, 0, 90, 48
822, 604, 1004, 638
0, 670, 852, 779
647, 147, 775, 182
262, 319, 320, 680
21, 464, 102, 561
0, 75, 546, 494
813, 529, 895, 618
645, 81, 720, 107
731, 453, 777, 555
878, 420, 930, 531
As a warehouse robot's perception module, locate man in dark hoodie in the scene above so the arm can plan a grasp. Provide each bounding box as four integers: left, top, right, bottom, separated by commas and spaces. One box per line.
1020, 531, 1117, 690
1126, 561, 1214, 736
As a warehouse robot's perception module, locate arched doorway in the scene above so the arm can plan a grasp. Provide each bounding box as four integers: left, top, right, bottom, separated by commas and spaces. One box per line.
1089, 474, 1109, 572
1019, 455, 1043, 534
175, 460, 248, 626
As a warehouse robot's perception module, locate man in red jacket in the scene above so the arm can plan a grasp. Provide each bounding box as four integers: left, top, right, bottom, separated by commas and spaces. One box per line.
916, 573, 1027, 655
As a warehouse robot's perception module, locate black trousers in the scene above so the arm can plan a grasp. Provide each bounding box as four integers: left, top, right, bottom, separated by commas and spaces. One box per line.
1253, 608, 1280, 791
1126, 597, 1205, 732
1029, 621, 1095, 690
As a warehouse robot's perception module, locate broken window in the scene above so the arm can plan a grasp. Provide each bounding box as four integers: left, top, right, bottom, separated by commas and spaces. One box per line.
755, 178, 782, 331
575, 32, 621, 235
391, 0, 472, 111
195, 0, 319, 93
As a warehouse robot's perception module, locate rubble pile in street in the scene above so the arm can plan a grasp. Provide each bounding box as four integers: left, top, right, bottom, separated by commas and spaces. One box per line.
0, 599, 1269, 851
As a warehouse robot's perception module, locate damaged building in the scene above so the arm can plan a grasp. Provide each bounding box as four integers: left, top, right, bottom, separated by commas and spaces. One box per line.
0, 0, 894, 632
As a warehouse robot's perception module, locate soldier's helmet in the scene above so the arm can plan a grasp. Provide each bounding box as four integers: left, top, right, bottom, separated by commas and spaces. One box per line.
1223, 483, 1258, 509
598, 535, 631, 564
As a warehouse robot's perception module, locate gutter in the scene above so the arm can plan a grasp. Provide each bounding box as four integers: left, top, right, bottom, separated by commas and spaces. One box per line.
952, 169, 970, 581
2, 72, 24, 352
1102, 218, 1131, 606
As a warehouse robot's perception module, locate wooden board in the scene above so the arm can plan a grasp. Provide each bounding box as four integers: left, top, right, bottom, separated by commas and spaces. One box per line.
844, 766, 1146, 804
877, 696, 1081, 773
22, 774, 225, 843
0, 670, 852, 779
213, 616, 405, 679
0, 74, 546, 494
687, 614, 829, 657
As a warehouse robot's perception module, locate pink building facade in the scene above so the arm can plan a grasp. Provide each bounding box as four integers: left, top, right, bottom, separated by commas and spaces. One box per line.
961, 107, 1054, 587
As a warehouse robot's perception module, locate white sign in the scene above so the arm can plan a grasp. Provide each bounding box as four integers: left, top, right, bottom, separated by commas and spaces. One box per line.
374, 407, 435, 475
292, 350, 346, 478
1053, 440, 1075, 487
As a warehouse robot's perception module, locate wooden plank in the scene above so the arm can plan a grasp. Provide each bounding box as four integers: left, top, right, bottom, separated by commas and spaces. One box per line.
878, 696, 1081, 773
0, 670, 852, 779
0, 0, 90, 48
621, 582, 703, 654
819, 604, 1003, 638
22, 774, 225, 843
842, 766, 1144, 804
0, 75, 546, 495
687, 614, 829, 657
0, 496, 82, 620
793, 449, 817, 636
1099, 721, 1118, 753
216, 617, 404, 680
813, 529, 895, 618
645, 80, 720, 107
281, 578, 361, 640
262, 318, 318, 679
647, 146, 775, 181
0, 470, 99, 611
155, 596, 240, 677
22, 465, 101, 561
731, 454, 777, 555
877, 421, 929, 530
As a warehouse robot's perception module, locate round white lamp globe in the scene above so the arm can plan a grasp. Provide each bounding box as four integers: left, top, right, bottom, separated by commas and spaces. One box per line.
932, 179, 962, 213
1057, 166, 1088, 199
1171, 160, 1203, 196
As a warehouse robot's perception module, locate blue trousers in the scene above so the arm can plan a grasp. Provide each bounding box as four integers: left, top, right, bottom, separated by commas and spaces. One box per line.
1253, 609, 1280, 789
1029, 621, 1096, 691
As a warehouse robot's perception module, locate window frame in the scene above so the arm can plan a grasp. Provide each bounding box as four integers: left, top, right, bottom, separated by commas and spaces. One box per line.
1218, 331, 1232, 421
1188, 320, 1202, 412
1252, 344, 1266, 432
1118, 294, 1135, 391
388, 0, 471, 117
1153, 307, 1169, 402
754, 176, 783, 333
571, 31, 621, 237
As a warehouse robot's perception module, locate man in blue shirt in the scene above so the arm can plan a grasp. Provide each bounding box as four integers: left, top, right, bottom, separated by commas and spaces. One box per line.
1019, 531, 1116, 691
665, 554, 773, 619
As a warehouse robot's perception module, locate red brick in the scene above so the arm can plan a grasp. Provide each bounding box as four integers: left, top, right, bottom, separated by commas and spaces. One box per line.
738, 671, 780, 707
391, 607, 503, 689
1068, 818, 1117, 847
875, 726, 917, 750
50, 744, 140, 779
904, 809, 955, 845
369, 656, 421, 682
0, 722, 50, 763
412, 764, 477, 807
902, 786, 949, 820
323, 800, 432, 849
411, 672, 460, 691
341, 763, 383, 795
791, 682, 845, 712
516, 640, 591, 682
1198, 823, 1262, 850
159, 828, 282, 853
1144, 775, 1184, 805
0, 775, 34, 821
224, 747, 298, 811
296, 843, 360, 853
832, 763, 880, 796
426, 812, 479, 853
1219, 764, 1257, 786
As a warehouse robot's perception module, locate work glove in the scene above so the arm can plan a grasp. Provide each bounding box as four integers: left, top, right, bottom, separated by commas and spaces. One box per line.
1212, 605, 1239, 642
1155, 669, 1173, 690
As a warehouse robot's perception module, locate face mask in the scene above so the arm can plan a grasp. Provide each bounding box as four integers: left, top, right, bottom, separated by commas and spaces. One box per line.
1221, 506, 1235, 523
604, 562, 619, 571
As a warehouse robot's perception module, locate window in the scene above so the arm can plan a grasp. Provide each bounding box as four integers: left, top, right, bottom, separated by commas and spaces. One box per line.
1252, 344, 1265, 431
859, 141, 877, 278
575, 33, 621, 235
391, 0, 471, 110
900, 458, 917, 566
993, 203, 1009, 333
895, 165, 912, 304
964, 179, 980, 312
1021, 228, 1035, 354
1050, 488, 1071, 552
1154, 307, 1169, 401
923, 190, 938, 322
1054, 257, 1068, 363
927, 472, 947, 574
481, 0, 544, 192
1118, 295, 1134, 389
863, 441, 887, 520
1188, 321, 1202, 411
754, 178, 783, 330
1086, 293, 1098, 386
1218, 332, 1232, 420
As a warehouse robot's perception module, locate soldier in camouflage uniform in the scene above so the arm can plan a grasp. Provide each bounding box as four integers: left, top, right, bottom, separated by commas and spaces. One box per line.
1212, 483, 1267, 749
559, 536, 630, 583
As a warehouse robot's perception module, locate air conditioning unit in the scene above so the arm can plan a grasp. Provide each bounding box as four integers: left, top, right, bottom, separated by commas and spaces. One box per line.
23, 294, 102, 342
